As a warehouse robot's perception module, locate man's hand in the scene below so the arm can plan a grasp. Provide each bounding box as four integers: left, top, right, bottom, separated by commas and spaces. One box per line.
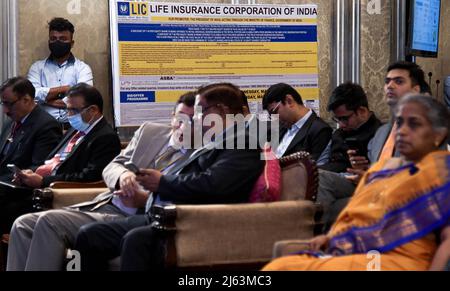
14, 170, 43, 188
114, 189, 150, 209
347, 150, 370, 170
345, 167, 366, 185
46, 85, 71, 102
309, 235, 330, 252
119, 171, 140, 197
47, 99, 67, 109
135, 169, 162, 192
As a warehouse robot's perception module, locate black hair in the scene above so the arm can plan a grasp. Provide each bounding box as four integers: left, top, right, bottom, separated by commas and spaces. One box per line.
67, 83, 103, 112
387, 61, 426, 88
327, 82, 369, 112
48, 17, 75, 34
0, 76, 35, 99
174, 91, 196, 111
197, 83, 244, 114
262, 83, 303, 110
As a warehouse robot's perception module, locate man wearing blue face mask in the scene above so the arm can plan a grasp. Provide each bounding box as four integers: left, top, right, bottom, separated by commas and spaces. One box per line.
28, 18, 93, 129
0, 83, 121, 233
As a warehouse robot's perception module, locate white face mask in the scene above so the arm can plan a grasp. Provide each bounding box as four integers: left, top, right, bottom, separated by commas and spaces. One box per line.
68, 109, 92, 132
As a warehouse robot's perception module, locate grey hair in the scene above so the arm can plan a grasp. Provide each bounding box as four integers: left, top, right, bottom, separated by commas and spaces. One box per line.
397, 94, 450, 136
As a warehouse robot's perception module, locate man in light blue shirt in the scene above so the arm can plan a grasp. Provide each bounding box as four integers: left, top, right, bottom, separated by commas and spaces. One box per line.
28, 18, 93, 126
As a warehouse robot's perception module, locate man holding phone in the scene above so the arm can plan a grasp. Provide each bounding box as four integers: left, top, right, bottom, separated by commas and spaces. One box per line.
318, 62, 426, 231
319, 82, 382, 173
317, 82, 381, 230
7, 92, 197, 270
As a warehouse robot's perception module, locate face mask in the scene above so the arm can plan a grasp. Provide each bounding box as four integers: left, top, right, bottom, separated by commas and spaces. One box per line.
49, 41, 71, 58
68, 113, 90, 132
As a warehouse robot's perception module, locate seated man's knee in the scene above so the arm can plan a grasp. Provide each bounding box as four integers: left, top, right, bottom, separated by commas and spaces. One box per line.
121, 226, 153, 250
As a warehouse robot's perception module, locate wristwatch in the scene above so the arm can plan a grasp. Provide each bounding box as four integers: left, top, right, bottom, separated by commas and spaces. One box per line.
57, 93, 65, 99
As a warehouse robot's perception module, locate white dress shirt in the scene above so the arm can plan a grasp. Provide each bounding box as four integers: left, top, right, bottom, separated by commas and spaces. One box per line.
275, 109, 312, 158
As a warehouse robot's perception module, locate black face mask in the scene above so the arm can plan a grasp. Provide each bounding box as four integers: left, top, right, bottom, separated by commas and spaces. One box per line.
49, 41, 72, 58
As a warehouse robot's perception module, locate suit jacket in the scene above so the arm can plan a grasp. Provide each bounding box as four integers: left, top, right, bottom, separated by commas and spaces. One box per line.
367, 122, 447, 164
41, 117, 121, 187
155, 124, 265, 205
367, 123, 393, 164
0, 106, 62, 182
71, 122, 173, 210
282, 112, 332, 161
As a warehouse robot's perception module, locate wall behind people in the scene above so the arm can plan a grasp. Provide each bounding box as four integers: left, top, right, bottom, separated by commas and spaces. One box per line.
360, 0, 392, 122
18, 0, 113, 124
16, 0, 399, 128
416, 3, 450, 103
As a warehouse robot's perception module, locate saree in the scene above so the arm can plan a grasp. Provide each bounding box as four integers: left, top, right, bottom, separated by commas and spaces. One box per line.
263, 151, 450, 271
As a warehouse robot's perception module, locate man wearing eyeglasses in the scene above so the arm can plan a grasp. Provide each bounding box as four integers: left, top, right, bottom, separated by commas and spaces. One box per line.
320, 82, 382, 173
0, 83, 120, 235
27, 18, 93, 129
317, 62, 425, 231
0, 77, 62, 233
7, 92, 197, 271
262, 83, 332, 161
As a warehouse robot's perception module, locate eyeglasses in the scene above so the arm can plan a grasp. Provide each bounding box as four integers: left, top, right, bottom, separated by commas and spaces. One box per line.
0, 99, 20, 108
332, 112, 355, 124
193, 103, 221, 119
67, 105, 91, 115
173, 114, 194, 125
268, 102, 281, 115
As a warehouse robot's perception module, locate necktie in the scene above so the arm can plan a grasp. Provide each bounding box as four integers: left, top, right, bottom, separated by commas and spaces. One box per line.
153, 146, 182, 172
10, 121, 22, 139
1, 121, 22, 156
144, 147, 185, 213
36, 131, 85, 177
378, 124, 397, 162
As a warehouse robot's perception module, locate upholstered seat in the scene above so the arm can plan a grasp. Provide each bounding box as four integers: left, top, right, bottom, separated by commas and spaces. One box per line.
149, 151, 322, 270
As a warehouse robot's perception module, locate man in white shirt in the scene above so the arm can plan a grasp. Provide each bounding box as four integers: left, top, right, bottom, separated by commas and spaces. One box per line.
28, 17, 93, 127
262, 83, 332, 161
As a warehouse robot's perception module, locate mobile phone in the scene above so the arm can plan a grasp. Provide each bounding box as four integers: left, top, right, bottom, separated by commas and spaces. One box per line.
7, 164, 21, 174
124, 161, 140, 174
344, 137, 365, 154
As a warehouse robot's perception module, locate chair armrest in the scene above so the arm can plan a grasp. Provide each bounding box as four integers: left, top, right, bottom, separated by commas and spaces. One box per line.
272, 240, 312, 259
151, 200, 317, 269
49, 181, 107, 189
33, 187, 108, 210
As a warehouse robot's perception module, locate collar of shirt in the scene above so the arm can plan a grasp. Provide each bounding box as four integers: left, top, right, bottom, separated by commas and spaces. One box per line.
47, 54, 76, 67
168, 134, 187, 155
276, 109, 312, 158
82, 116, 103, 136
290, 109, 312, 133
20, 112, 31, 124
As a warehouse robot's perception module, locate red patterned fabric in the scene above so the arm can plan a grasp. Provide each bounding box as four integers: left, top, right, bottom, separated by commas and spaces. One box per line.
249, 146, 281, 203
36, 131, 85, 177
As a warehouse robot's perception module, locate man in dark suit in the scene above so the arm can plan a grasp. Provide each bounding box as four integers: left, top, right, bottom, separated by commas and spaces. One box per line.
262, 83, 332, 161
0, 83, 120, 233
73, 83, 265, 271
0, 77, 62, 182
